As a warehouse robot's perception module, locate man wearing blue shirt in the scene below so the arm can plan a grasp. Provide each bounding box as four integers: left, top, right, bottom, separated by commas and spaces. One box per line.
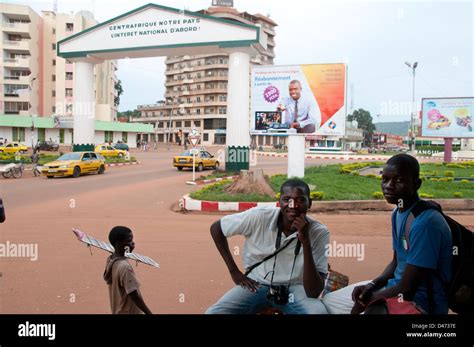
323, 154, 452, 314
277, 80, 320, 133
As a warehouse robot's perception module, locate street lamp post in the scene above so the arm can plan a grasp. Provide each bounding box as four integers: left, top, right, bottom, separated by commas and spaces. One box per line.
405, 61, 418, 153
166, 97, 175, 151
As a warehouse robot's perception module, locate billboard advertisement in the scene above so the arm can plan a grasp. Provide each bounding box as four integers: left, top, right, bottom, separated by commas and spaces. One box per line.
421, 97, 473, 138
251, 64, 347, 137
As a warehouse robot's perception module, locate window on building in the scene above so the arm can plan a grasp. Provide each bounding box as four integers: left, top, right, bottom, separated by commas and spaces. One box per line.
194, 121, 201, 127
59, 129, 65, 144
52, 74, 56, 82
184, 121, 191, 127
65, 88, 73, 97
122, 132, 128, 143
52, 59, 56, 66
52, 90, 56, 97
52, 28, 56, 34
204, 119, 226, 130
66, 23, 74, 32
66, 72, 73, 80
219, 95, 227, 102
12, 127, 25, 142
104, 131, 113, 143
175, 121, 182, 127
197, 97, 201, 102
52, 43, 56, 50
196, 109, 201, 115
52, 106, 56, 113
219, 107, 227, 115
66, 104, 73, 113
158, 122, 164, 128
37, 128, 46, 142
203, 133, 209, 142
4, 101, 29, 114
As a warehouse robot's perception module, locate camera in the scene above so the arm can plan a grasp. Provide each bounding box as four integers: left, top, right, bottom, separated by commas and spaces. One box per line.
267, 285, 289, 305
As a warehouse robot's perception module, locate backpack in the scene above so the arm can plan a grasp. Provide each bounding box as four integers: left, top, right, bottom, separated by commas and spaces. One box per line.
399, 200, 473, 314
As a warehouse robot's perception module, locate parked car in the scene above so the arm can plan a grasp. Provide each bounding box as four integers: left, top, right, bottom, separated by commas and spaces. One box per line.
36, 140, 59, 151
173, 150, 219, 171
42, 152, 106, 178
112, 142, 129, 151
94, 144, 127, 157
0, 142, 28, 154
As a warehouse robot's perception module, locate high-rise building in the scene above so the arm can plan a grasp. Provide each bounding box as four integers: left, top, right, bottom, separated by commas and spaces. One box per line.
0, 4, 118, 121
132, 6, 277, 146
0, 3, 42, 117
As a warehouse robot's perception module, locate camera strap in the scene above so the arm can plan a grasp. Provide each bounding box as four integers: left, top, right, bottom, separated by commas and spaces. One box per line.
244, 230, 296, 277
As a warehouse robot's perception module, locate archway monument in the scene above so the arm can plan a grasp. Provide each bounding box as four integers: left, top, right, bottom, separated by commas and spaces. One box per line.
57, 3, 270, 170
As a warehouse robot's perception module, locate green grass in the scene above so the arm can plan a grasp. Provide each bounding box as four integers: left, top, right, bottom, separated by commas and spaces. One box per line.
190, 163, 474, 202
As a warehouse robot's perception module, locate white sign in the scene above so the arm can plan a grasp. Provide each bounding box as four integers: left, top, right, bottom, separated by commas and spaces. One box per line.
58, 4, 260, 59
189, 136, 200, 147
190, 148, 199, 155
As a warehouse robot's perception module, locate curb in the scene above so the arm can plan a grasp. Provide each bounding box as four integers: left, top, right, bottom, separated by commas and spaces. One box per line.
179, 195, 474, 212
179, 194, 279, 212
256, 152, 473, 162
106, 161, 140, 167
195, 175, 239, 185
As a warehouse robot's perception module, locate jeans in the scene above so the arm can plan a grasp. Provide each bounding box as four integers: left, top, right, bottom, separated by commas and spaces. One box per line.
206, 283, 328, 314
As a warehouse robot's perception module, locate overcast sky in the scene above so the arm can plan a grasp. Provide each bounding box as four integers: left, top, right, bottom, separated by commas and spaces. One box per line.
12, 0, 474, 122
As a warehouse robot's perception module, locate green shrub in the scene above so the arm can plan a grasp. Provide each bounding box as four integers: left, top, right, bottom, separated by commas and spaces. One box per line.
453, 192, 463, 198
372, 191, 384, 200
446, 164, 465, 169
310, 191, 325, 200
444, 171, 454, 177
429, 178, 439, 182
420, 175, 427, 181
350, 171, 360, 176
420, 193, 434, 198
438, 177, 454, 182
460, 180, 470, 184
365, 174, 377, 179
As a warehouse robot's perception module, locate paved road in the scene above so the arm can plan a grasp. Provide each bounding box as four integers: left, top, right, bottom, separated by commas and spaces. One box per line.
0, 146, 472, 313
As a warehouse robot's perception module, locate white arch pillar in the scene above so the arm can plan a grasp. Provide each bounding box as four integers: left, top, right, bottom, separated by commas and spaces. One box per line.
73, 61, 96, 147
226, 51, 250, 147
225, 51, 251, 171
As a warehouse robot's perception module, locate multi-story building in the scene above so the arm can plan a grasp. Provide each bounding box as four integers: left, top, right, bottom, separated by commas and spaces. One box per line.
0, 3, 42, 117
132, 6, 277, 146
0, 4, 149, 148
42, 10, 118, 121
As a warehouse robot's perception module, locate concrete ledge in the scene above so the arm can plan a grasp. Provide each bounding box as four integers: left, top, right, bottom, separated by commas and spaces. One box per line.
179, 194, 474, 212
106, 161, 139, 167
195, 175, 239, 185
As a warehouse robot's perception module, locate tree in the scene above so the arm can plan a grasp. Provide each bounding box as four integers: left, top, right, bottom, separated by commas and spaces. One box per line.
117, 109, 141, 122
347, 108, 376, 147
114, 79, 123, 107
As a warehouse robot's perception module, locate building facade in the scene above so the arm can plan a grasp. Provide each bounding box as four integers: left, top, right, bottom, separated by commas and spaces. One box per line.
0, 4, 124, 147
0, 4, 118, 120
132, 6, 277, 146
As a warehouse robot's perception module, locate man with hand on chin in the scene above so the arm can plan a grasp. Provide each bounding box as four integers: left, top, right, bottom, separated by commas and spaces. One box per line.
206, 178, 329, 314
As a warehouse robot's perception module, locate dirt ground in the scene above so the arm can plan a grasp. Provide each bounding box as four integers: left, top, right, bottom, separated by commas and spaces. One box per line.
0, 146, 472, 313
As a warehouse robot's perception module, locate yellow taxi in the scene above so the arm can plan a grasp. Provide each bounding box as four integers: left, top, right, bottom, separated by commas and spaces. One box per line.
94, 144, 127, 157
42, 151, 106, 178
173, 149, 219, 171
0, 142, 28, 154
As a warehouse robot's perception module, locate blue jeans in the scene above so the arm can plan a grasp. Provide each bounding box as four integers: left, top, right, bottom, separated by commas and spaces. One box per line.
206, 284, 328, 314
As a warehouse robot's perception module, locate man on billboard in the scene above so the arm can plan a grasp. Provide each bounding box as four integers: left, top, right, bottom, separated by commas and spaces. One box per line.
277, 80, 319, 133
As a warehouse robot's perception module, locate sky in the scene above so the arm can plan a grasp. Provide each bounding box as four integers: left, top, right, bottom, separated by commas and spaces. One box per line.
9, 0, 474, 122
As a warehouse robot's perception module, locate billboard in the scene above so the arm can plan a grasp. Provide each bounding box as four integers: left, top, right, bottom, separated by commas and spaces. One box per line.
251, 64, 347, 137
421, 97, 474, 138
